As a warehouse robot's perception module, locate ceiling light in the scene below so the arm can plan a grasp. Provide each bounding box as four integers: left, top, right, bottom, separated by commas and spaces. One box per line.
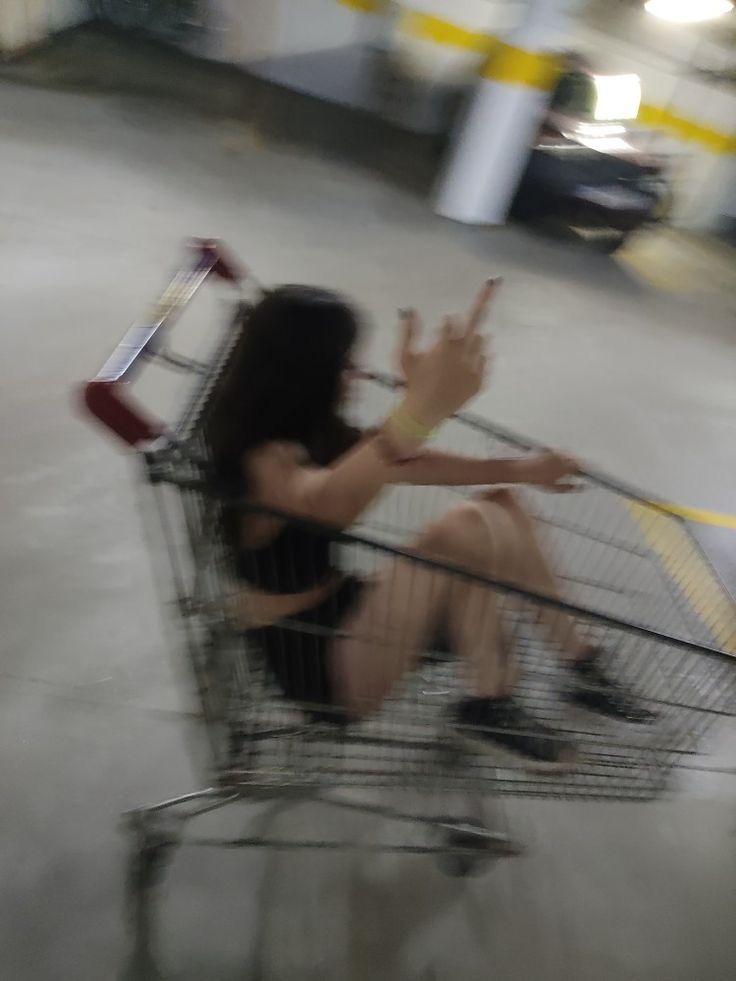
644, 0, 734, 23
593, 74, 641, 121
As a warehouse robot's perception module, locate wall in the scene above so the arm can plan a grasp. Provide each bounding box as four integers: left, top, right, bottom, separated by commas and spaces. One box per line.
381, 0, 523, 84
0, 0, 86, 55
206, 0, 377, 63
208, 1, 523, 74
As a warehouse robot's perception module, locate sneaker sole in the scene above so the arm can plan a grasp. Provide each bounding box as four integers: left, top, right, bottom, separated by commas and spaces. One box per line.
455, 730, 579, 774
567, 689, 658, 724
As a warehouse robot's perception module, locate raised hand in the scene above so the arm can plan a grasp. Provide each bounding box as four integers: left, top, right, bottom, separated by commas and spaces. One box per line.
398, 278, 500, 429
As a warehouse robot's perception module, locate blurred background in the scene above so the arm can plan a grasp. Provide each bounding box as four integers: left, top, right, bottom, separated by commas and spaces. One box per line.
0, 2, 734, 979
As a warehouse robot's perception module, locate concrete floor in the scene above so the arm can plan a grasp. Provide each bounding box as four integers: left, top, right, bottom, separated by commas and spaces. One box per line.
1, 32, 735, 981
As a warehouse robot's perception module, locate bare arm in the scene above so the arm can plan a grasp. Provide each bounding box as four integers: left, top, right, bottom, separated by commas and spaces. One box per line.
250, 442, 581, 528
390, 449, 521, 486
248, 437, 398, 531
391, 447, 581, 490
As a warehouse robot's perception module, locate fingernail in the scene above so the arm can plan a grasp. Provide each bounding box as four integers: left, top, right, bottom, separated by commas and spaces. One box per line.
487, 276, 503, 286
398, 308, 412, 319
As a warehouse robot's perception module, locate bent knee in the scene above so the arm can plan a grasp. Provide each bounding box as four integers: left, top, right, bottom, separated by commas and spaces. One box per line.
482, 487, 536, 526
423, 500, 519, 568
432, 500, 490, 541
482, 486, 521, 509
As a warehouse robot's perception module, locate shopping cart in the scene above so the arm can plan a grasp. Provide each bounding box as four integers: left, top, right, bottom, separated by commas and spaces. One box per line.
81, 240, 735, 977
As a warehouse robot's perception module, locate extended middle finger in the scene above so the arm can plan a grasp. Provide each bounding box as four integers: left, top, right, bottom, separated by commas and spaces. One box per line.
465, 277, 501, 338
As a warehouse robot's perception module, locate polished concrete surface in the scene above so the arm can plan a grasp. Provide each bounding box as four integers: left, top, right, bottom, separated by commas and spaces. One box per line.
1, 31, 735, 981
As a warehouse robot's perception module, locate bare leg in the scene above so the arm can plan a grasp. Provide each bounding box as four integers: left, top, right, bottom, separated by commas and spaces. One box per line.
485, 489, 656, 724
332, 498, 525, 718
442, 497, 530, 696
480, 489, 590, 660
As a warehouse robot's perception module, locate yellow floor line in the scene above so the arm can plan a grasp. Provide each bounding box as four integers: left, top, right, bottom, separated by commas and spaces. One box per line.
626, 502, 736, 655
617, 251, 695, 293
651, 502, 736, 530
337, 0, 383, 11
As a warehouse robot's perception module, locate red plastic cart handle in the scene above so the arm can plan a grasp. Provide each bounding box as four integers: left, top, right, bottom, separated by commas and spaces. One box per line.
81, 239, 244, 447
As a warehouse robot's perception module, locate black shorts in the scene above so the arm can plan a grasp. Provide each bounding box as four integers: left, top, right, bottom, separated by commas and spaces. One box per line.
247, 576, 365, 721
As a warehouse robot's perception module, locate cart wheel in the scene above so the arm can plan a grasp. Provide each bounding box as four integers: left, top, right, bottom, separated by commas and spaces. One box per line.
435, 817, 494, 878
435, 814, 523, 877
121, 811, 180, 981
439, 846, 488, 878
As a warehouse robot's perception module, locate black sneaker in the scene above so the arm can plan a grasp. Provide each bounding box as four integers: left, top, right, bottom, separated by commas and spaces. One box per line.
568, 652, 657, 723
453, 696, 578, 770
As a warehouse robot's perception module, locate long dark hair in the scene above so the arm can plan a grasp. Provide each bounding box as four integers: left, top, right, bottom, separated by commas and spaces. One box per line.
205, 285, 362, 497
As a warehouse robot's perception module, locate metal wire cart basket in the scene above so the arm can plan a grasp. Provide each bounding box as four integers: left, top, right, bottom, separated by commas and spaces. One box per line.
82, 240, 735, 975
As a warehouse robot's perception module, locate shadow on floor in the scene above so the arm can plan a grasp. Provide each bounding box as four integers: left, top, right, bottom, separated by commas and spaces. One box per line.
0, 24, 440, 199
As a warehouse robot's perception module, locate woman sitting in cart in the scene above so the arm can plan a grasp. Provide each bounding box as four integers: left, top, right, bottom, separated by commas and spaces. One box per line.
207, 279, 652, 768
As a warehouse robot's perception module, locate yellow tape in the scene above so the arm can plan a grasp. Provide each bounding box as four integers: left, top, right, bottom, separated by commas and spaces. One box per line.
482, 41, 561, 91
400, 11, 497, 55
389, 12, 561, 91
399, 13, 561, 90
627, 502, 736, 654
639, 103, 736, 155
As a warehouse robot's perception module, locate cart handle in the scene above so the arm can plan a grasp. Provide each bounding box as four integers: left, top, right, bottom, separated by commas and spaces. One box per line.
81, 239, 244, 447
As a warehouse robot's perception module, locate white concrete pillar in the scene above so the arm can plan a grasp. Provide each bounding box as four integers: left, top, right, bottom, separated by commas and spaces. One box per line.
0, 1, 85, 55
435, 0, 577, 225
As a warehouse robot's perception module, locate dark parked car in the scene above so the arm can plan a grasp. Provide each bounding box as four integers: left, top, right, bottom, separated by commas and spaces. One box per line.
511, 63, 671, 250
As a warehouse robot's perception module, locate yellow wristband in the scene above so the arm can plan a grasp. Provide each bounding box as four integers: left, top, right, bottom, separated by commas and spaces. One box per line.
390, 407, 435, 440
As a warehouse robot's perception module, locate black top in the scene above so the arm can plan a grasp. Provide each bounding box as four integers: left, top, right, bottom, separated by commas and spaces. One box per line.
235, 522, 333, 593
229, 428, 361, 594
